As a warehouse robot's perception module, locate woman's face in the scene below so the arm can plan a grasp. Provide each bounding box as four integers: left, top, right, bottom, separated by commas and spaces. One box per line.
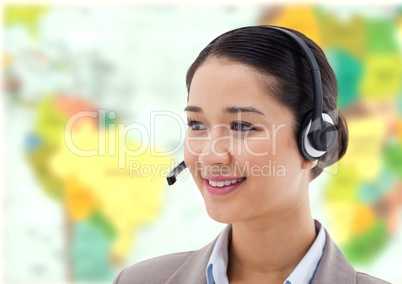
184, 58, 315, 224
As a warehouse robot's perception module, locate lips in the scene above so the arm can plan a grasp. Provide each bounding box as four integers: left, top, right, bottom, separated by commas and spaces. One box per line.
203, 176, 246, 195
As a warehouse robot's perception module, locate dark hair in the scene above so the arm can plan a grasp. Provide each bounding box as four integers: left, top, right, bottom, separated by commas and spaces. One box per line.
185, 26, 348, 180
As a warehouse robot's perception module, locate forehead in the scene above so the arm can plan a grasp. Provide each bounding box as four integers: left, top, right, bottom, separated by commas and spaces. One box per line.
187, 58, 293, 123
188, 58, 266, 103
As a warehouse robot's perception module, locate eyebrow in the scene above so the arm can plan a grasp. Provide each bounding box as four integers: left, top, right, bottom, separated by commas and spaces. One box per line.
184, 105, 265, 116
225, 107, 265, 116
184, 106, 202, 112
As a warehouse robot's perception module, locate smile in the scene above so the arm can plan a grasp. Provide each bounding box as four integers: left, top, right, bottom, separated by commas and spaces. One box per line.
208, 178, 246, 187
203, 176, 247, 196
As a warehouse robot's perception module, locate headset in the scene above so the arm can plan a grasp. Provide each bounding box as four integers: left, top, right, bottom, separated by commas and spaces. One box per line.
166, 25, 338, 186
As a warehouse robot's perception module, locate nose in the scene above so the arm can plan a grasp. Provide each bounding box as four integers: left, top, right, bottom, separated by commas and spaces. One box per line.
198, 126, 231, 166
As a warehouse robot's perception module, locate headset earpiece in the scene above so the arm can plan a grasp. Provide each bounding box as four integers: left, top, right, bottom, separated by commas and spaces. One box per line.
262, 26, 338, 161
298, 112, 338, 161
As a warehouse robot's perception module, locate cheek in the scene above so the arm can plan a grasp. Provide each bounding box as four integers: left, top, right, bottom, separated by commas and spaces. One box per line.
239, 128, 292, 162
240, 135, 301, 177
184, 131, 206, 156
240, 138, 283, 166
184, 155, 193, 172
241, 140, 272, 161
183, 141, 195, 167
184, 135, 202, 172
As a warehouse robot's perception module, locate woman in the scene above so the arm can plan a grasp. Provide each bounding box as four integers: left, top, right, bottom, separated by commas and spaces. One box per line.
113, 26, 390, 284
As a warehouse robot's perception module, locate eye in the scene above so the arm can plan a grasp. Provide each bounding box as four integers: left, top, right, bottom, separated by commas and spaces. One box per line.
230, 121, 256, 132
187, 118, 207, 131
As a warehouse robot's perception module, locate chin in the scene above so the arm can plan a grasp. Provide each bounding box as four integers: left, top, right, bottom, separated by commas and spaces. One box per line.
204, 204, 242, 224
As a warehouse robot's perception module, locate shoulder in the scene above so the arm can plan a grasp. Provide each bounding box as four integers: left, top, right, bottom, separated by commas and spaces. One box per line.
356, 272, 391, 284
312, 221, 391, 284
113, 239, 217, 284
113, 251, 196, 284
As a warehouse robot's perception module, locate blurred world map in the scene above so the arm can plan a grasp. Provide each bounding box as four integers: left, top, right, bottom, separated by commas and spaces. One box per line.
3, 4, 402, 284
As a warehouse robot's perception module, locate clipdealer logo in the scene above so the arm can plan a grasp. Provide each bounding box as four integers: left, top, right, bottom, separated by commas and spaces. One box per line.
63, 109, 340, 176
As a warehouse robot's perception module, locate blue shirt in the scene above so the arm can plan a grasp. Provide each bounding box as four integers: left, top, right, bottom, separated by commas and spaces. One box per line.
206, 220, 326, 284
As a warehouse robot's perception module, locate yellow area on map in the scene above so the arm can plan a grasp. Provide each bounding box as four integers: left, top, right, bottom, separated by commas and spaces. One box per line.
4, 5, 49, 38
325, 117, 387, 245
3, 54, 12, 69
360, 54, 402, 101
318, 14, 366, 60
326, 201, 376, 244
50, 121, 171, 260
342, 118, 386, 180
325, 163, 360, 202
35, 96, 69, 148
26, 144, 64, 199
326, 201, 356, 244
397, 16, 402, 39
262, 6, 322, 46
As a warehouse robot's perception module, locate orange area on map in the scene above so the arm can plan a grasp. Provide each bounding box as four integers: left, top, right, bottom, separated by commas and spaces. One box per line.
65, 176, 99, 221
261, 6, 322, 45
383, 183, 402, 233
397, 120, 402, 142
350, 204, 376, 236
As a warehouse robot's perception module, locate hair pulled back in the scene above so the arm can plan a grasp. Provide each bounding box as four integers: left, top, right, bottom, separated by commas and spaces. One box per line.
186, 26, 348, 180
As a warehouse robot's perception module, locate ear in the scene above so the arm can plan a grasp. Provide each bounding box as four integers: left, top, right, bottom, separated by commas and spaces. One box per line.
301, 159, 318, 170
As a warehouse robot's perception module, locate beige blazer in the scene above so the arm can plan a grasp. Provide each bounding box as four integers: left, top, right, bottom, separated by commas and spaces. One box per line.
113, 227, 390, 284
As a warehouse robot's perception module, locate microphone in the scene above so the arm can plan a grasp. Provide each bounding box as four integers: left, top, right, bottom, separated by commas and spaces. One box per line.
166, 161, 187, 185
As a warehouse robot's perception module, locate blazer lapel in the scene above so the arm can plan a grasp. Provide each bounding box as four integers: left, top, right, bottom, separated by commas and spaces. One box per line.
312, 227, 356, 284
166, 238, 218, 284
164, 223, 357, 284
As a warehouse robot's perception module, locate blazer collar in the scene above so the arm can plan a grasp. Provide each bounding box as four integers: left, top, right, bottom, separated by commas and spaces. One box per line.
166, 237, 217, 284
312, 224, 356, 284
166, 221, 357, 284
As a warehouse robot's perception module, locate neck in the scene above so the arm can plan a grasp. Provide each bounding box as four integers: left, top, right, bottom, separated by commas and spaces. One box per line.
227, 198, 316, 283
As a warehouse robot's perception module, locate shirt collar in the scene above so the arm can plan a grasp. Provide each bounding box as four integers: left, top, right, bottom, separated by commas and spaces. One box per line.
206, 225, 232, 284
285, 220, 326, 284
206, 220, 326, 284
